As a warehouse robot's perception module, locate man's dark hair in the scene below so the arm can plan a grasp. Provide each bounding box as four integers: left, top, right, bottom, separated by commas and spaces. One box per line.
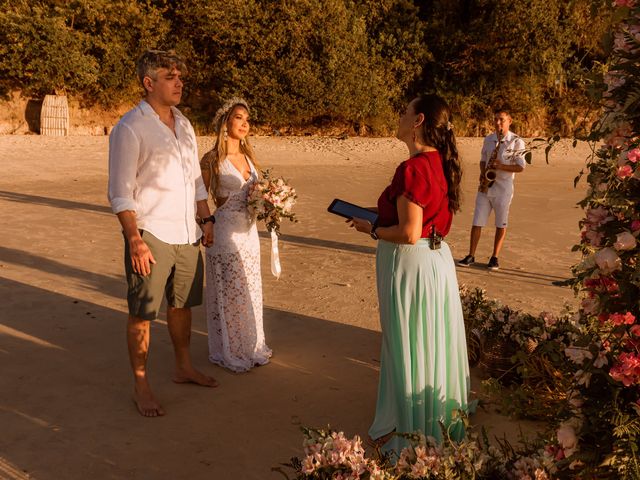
136, 50, 186, 90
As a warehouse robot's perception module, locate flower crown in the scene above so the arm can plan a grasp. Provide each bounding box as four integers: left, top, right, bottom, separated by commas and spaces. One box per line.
213, 96, 250, 132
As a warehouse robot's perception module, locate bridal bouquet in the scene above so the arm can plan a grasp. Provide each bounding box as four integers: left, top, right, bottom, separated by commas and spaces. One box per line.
247, 169, 297, 279
247, 169, 297, 235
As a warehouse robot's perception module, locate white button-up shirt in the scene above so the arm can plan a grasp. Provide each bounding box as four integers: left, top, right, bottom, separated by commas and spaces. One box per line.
108, 100, 208, 245
480, 130, 526, 199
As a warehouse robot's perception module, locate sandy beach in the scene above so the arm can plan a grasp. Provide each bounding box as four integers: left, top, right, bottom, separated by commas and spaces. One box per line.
0, 135, 589, 479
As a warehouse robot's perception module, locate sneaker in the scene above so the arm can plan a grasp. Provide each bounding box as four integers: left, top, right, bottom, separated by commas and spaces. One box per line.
457, 255, 475, 267
487, 256, 499, 270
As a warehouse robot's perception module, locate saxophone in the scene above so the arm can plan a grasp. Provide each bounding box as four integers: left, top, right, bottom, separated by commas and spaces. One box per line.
478, 131, 503, 193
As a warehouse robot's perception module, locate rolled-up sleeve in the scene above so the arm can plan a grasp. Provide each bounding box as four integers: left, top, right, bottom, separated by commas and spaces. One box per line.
513, 138, 526, 169
108, 123, 140, 214
195, 174, 208, 202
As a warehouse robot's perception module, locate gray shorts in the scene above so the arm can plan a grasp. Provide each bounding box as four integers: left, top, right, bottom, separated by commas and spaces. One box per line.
124, 230, 203, 320
472, 192, 512, 228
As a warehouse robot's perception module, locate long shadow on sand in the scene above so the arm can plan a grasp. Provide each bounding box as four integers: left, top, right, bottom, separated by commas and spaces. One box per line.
0, 245, 123, 300
0, 276, 379, 479
0, 190, 111, 215
456, 262, 571, 286
259, 231, 376, 255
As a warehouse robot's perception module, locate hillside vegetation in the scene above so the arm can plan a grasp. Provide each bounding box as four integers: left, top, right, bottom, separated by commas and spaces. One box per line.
0, 0, 611, 135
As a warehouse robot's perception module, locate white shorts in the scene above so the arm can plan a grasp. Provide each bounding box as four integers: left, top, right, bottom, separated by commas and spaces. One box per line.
472, 192, 512, 228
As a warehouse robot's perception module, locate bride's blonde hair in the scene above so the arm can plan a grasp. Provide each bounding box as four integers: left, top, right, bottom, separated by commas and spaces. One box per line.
200, 97, 258, 204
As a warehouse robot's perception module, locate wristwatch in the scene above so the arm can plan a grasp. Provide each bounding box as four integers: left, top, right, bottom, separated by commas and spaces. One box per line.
199, 215, 216, 225
370, 224, 379, 240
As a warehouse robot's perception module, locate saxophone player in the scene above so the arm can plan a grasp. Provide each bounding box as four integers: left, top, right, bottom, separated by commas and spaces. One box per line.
458, 108, 525, 270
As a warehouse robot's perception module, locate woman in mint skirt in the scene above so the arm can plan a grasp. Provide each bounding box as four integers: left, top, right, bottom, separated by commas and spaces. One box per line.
349, 94, 470, 455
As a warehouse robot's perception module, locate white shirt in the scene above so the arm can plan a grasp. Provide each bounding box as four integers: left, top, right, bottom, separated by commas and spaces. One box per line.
480, 130, 526, 199
108, 100, 208, 244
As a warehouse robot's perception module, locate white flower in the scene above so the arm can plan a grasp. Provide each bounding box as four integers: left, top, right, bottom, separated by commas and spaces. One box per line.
557, 423, 579, 457
580, 297, 599, 315
564, 346, 593, 365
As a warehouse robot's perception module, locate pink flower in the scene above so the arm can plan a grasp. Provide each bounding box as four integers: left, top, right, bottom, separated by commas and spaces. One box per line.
617, 165, 634, 178
584, 228, 604, 247
627, 148, 640, 163
609, 312, 636, 325
632, 220, 640, 232
595, 247, 622, 274
630, 325, 640, 337
581, 297, 600, 315
605, 124, 633, 147
585, 207, 613, 227
614, 231, 637, 250
610, 352, 640, 386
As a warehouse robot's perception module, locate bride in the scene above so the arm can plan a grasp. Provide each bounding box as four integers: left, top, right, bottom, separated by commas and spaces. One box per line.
199, 97, 272, 372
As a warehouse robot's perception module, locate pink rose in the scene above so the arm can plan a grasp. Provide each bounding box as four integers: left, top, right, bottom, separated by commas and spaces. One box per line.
632, 220, 640, 232
595, 247, 622, 274
627, 148, 640, 163
630, 325, 640, 337
614, 231, 637, 250
617, 165, 634, 178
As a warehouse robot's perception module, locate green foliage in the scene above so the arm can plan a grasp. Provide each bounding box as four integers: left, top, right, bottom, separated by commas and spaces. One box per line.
0, 0, 616, 133
0, 0, 168, 101
170, 0, 426, 132
414, 0, 612, 135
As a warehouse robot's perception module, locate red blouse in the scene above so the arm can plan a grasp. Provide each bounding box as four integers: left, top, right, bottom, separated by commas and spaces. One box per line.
376, 151, 452, 237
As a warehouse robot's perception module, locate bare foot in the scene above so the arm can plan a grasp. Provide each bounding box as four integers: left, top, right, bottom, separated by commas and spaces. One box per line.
133, 384, 165, 417
173, 366, 219, 387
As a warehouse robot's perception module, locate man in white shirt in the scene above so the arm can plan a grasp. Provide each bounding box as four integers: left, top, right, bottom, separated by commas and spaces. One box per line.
457, 108, 526, 270
108, 50, 218, 417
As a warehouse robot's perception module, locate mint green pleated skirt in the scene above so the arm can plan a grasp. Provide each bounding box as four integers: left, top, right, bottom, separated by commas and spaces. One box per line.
368, 239, 470, 455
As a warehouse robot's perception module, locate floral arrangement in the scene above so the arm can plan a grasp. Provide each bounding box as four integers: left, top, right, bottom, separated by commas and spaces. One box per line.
460, 3, 640, 474
459, 287, 575, 419
247, 169, 297, 234
275, 419, 555, 480
552, 1, 640, 476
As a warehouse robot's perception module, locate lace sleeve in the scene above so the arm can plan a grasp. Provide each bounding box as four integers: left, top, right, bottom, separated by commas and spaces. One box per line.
200, 150, 215, 172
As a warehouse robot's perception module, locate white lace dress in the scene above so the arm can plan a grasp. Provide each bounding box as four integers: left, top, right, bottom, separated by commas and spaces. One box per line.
205, 157, 272, 372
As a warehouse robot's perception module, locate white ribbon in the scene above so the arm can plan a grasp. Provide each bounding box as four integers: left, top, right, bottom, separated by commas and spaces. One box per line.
270, 229, 282, 279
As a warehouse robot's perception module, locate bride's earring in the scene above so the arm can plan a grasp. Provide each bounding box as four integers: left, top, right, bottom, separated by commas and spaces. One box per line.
223, 128, 228, 141
412, 128, 417, 142
240, 138, 246, 146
